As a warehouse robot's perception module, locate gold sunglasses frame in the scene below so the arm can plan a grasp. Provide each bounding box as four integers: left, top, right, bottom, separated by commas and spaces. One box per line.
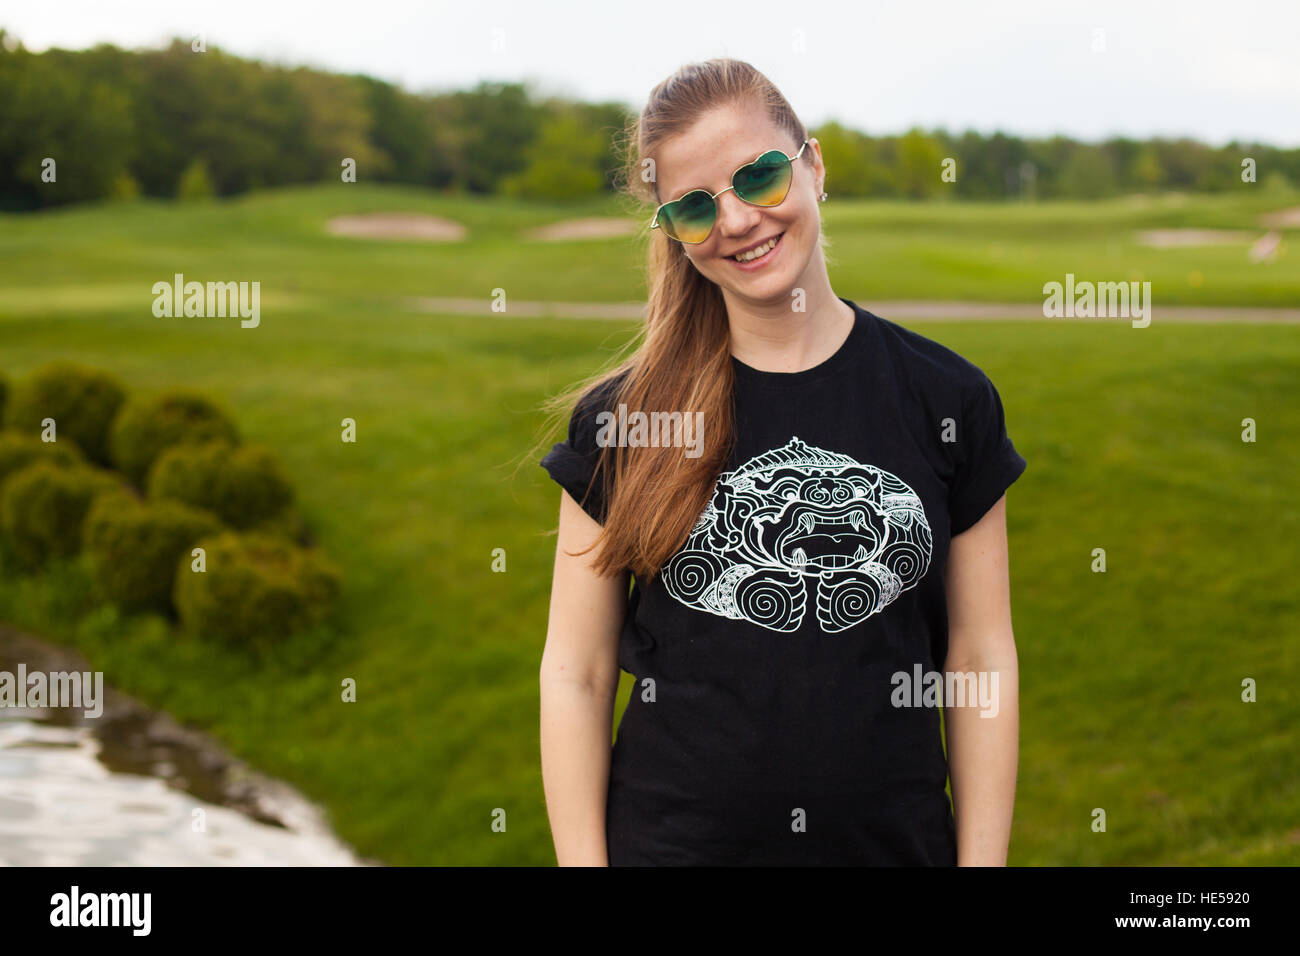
650, 139, 810, 244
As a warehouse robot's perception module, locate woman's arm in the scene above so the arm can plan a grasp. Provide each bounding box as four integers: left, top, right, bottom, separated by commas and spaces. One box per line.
539, 489, 629, 866
942, 493, 1020, 866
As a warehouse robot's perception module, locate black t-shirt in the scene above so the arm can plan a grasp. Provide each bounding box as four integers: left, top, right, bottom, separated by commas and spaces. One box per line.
540, 298, 1027, 865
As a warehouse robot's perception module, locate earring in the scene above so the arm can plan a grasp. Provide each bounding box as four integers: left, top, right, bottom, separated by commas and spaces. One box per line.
819, 191, 828, 202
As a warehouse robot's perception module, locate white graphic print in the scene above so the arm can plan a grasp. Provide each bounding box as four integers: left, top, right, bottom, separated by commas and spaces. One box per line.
662, 437, 932, 633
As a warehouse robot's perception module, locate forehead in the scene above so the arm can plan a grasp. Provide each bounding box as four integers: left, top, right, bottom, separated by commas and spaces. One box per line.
653, 101, 794, 202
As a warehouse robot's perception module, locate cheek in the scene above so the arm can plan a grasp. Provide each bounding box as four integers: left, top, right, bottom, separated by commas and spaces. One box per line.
782, 201, 817, 250
783, 198, 815, 234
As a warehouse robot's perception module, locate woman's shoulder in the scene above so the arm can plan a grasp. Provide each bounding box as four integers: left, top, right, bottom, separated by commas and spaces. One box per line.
554, 367, 635, 461
570, 368, 632, 434
856, 305, 995, 392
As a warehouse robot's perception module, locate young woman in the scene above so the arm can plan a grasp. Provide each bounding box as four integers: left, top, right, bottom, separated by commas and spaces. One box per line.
538, 58, 1026, 866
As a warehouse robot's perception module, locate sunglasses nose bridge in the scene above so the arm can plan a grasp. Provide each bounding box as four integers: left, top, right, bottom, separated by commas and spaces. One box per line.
714, 184, 764, 237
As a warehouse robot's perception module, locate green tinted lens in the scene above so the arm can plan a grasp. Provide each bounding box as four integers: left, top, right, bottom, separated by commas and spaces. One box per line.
658, 189, 716, 242
734, 150, 793, 206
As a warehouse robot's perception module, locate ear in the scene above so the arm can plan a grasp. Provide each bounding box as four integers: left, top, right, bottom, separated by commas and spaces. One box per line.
808, 137, 827, 195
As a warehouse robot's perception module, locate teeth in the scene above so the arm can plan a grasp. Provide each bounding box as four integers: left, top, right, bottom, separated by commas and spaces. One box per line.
850, 511, 864, 531
854, 545, 869, 562
733, 236, 778, 262
799, 513, 815, 533
792, 548, 808, 567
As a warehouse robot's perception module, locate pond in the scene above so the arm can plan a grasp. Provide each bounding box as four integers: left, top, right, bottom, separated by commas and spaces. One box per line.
0, 625, 368, 866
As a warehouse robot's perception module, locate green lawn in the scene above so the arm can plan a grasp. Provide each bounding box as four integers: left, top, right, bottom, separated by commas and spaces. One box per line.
0, 185, 1297, 864
0, 183, 1297, 312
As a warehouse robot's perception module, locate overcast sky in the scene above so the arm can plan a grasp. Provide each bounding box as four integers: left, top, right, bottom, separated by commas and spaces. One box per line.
3, 0, 1298, 146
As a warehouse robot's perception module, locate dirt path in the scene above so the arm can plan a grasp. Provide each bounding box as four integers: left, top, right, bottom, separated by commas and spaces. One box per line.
408, 297, 1300, 323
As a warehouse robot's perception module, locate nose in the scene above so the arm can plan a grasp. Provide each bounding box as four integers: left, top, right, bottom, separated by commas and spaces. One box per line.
713, 188, 763, 242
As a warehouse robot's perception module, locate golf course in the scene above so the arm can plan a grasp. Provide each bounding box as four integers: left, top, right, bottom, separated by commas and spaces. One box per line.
1, 183, 1297, 864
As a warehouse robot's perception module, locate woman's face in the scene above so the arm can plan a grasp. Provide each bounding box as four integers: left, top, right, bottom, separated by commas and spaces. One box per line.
652, 100, 825, 305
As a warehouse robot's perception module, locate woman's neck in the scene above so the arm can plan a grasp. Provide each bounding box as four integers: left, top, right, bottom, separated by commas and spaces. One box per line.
723, 279, 856, 375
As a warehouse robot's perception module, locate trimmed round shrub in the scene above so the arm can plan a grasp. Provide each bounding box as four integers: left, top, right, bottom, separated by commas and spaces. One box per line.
109, 390, 240, 487
0, 461, 127, 568
3, 362, 128, 465
174, 531, 341, 648
149, 440, 294, 529
242, 504, 307, 544
0, 430, 83, 489
84, 492, 223, 614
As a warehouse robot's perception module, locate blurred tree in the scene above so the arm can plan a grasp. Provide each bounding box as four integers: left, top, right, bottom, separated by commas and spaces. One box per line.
810, 121, 876, 198
0, 42, 133, 208
1027, 136, 1075, 198
895, 128, 944, 199
110, 170, 142, 200
0, 32, 1296, 207
1197, 143, 1247, 191
176, 158, 215, 200
584, 101, 634, 192
443, 82, 541, 193
968, 131, 1031, 198
1060, 146, 1117, 198
282, 67, 388, 184
1156, 138, 1210, 190
1132, 143, 1166, 190
501, 107, 605, 199
1101, 137, 1140, 190
357, 76, 433, 183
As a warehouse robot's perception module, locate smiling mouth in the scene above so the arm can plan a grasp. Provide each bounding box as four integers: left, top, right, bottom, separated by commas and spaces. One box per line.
727, 232, 784, 262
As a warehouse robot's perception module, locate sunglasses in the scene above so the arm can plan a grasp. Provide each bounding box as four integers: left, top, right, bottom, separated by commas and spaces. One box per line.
650, 140, 810, 244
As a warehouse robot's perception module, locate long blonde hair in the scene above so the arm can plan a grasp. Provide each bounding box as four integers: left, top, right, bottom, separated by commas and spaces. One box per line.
541, 58, 813, 580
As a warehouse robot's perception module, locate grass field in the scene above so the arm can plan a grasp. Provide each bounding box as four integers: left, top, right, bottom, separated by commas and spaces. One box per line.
1, 185, 1298, 864
0, 183, 1298, 312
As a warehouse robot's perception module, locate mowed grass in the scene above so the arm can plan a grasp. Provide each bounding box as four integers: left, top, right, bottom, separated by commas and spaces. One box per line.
0, 186, 1297, 865
0, 183, 1297, 311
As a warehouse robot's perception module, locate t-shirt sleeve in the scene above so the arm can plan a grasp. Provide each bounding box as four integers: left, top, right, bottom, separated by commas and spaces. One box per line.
947, 369, 1027, 536
539, 383, 612, 525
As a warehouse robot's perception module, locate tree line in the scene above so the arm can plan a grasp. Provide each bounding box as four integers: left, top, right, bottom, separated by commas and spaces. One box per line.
1, 30, 1296, 210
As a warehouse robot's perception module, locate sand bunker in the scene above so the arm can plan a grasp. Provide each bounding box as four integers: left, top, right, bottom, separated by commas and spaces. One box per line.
326, 213, 465, 241
1136, 229, 1252, 248
525, 218, 639, 241
1259, 207, 1300, 229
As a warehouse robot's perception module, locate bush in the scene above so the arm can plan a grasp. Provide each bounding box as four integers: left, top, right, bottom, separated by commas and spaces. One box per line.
148, 440, 295, 530
0, 430, 83, 488
3, 362, 128, 465
0, 462, 127, 568
109, 390, 240, 487
174, 531, 341, 649
84, 492, 223, 614
176, 158, 216, 200
110, 170, 142, 200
